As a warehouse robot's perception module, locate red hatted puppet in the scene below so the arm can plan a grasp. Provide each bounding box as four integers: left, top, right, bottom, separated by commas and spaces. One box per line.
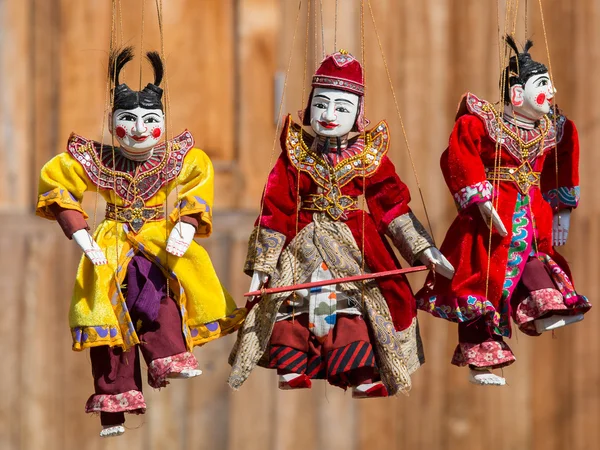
229, 50, 454, 397
417, 36, 590, 386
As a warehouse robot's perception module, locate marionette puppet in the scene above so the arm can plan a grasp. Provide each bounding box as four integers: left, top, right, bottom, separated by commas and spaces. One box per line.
228, 51, 454, 398
36, 47, 245, 437
417, 36, 591, 386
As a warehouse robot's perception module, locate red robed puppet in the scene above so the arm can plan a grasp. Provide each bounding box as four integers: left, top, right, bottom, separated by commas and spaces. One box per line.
417, 36, 591, 386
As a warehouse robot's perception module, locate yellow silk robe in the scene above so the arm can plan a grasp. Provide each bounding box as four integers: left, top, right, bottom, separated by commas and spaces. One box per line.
36, 131, 245, 351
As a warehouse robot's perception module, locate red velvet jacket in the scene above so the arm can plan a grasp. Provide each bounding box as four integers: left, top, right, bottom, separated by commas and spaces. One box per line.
256, 115, 421, 331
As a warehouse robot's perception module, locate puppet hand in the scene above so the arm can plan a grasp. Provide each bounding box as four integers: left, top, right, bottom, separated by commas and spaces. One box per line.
419, 247, 455, 280
72, 229, 107, 266
166, 222, 196, 257
249, 270, 269, 293
553, 209, 571, 246
478, 201, 508, 237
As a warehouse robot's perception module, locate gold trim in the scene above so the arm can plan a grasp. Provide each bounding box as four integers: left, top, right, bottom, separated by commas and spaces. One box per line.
486, 162, 541, 195
105, 200, 165, 233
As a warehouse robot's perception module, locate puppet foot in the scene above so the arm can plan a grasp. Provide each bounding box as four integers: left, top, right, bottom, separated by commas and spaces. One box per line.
167, 368, 203, 379
468, 368, 506, 386
100, 425, 125, 438
534, 313, 584, 333
278, 373, 312, 390
352, 382, 388, 399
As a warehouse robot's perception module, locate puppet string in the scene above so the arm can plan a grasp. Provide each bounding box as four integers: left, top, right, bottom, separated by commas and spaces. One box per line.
252, 0, 303, 278
536, 0, 560, 215
360, 0, 367, 305
139, 0, 146, 90
367, 0, 437, 246
291, 0, 312, 321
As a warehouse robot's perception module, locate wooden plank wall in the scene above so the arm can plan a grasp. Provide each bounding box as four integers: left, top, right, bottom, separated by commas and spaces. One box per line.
0, 0, 599, 449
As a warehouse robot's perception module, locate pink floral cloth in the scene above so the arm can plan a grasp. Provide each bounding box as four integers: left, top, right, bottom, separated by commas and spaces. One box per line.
452, 339, 515, 369
85, 390, 146, 414
514, 287, 567, 335
147, 351, 198, 388
453, 180, 493, 210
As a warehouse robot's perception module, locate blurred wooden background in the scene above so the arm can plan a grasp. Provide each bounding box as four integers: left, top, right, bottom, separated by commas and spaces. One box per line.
1, 0, 599, 449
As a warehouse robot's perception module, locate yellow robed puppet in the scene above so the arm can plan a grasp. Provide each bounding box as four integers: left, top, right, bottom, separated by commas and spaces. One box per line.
36, 47, 245, 438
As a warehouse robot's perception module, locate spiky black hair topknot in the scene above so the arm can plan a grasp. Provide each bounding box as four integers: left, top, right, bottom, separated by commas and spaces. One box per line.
109, 47, 165, 112
501, 34, 548, 104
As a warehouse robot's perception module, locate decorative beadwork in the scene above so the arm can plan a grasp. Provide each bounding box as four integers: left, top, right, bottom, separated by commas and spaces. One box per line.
485, 161, 541, 194
465, 93, 565, 163
67, 130, 194, 203
301, 189, 359, 220
285, 116, 389, 191
312, 75, 364, 95
105, 200, 165, 233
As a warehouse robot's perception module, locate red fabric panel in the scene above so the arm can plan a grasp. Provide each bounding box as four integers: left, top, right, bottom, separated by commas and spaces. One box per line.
49, 203, 89, 239
540, 118, 580, 204
441, 114, 489, 198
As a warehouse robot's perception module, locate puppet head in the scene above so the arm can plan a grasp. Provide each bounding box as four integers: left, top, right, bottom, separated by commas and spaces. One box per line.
108, 47, 165, 155
502, 35, 555, 120
301, 50, 368, 137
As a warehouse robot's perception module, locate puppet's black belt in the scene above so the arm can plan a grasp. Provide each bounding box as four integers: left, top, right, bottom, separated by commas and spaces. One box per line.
105, 202, 165, 233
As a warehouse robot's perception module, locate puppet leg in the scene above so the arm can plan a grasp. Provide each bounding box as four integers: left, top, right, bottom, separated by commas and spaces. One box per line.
512, 256, 584, 335
453, 317, 515, 386
322, 315, 381, 396
139, 295, 200, 389
87, 345, 146, 437
270, 315, 313, 389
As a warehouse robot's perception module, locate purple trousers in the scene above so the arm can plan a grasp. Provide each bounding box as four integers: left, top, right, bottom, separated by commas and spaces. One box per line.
90, 295, 189, 425
86, 255, 196, 426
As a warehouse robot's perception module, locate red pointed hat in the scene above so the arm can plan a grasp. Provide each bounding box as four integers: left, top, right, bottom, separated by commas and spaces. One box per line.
312, 50, 364, 96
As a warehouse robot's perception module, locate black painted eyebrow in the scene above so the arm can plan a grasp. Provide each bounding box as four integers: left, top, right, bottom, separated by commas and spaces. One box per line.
143, 112, 161, 118
313, 94, 331, 100
335, 98, 355, 105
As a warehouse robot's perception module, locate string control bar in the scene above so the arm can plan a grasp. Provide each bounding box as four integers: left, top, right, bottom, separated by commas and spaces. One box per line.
244, 265, 428, 297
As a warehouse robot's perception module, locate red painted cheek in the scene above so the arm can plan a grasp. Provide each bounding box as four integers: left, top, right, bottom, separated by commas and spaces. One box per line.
152, 128, 162, 138
116, 126, 126, 139
536, 93, 546, 105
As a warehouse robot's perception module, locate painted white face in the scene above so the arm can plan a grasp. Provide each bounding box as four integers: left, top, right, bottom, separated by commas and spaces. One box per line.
110, 107, 165, 154
510, 73, 556, 120
309, 87, 359, 137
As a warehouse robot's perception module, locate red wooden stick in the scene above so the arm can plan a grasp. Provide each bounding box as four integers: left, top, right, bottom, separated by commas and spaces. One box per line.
244, 265, 428, 297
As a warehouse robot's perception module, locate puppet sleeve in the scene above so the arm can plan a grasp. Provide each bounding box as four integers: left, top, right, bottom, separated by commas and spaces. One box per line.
366, 155, 434, 265
441, 114, 493, 211
37, 152, 92, 238
244, 153, 296, 276
541, 118, 581, 210
169, 147, 215, 238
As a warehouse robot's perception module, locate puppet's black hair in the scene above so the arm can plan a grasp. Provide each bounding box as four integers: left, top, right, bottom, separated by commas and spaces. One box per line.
145, 51, 164, 87
109, 46, 135, 86
109, 47, 164, 112
501, 35, 548, 103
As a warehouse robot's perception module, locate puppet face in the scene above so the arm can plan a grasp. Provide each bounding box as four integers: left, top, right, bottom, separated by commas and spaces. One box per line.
110, 107, 165, 154
310, 87, 359, 137
510, 73, 555, 120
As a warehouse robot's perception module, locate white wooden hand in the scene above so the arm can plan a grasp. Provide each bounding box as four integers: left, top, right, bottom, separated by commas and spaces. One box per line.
72, 229, 107, 266
478, 201, 508, 237
249, 270, 269, 293
419, 247, 455, 279
553, 209, 571, 246
166, 222, 196, 257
